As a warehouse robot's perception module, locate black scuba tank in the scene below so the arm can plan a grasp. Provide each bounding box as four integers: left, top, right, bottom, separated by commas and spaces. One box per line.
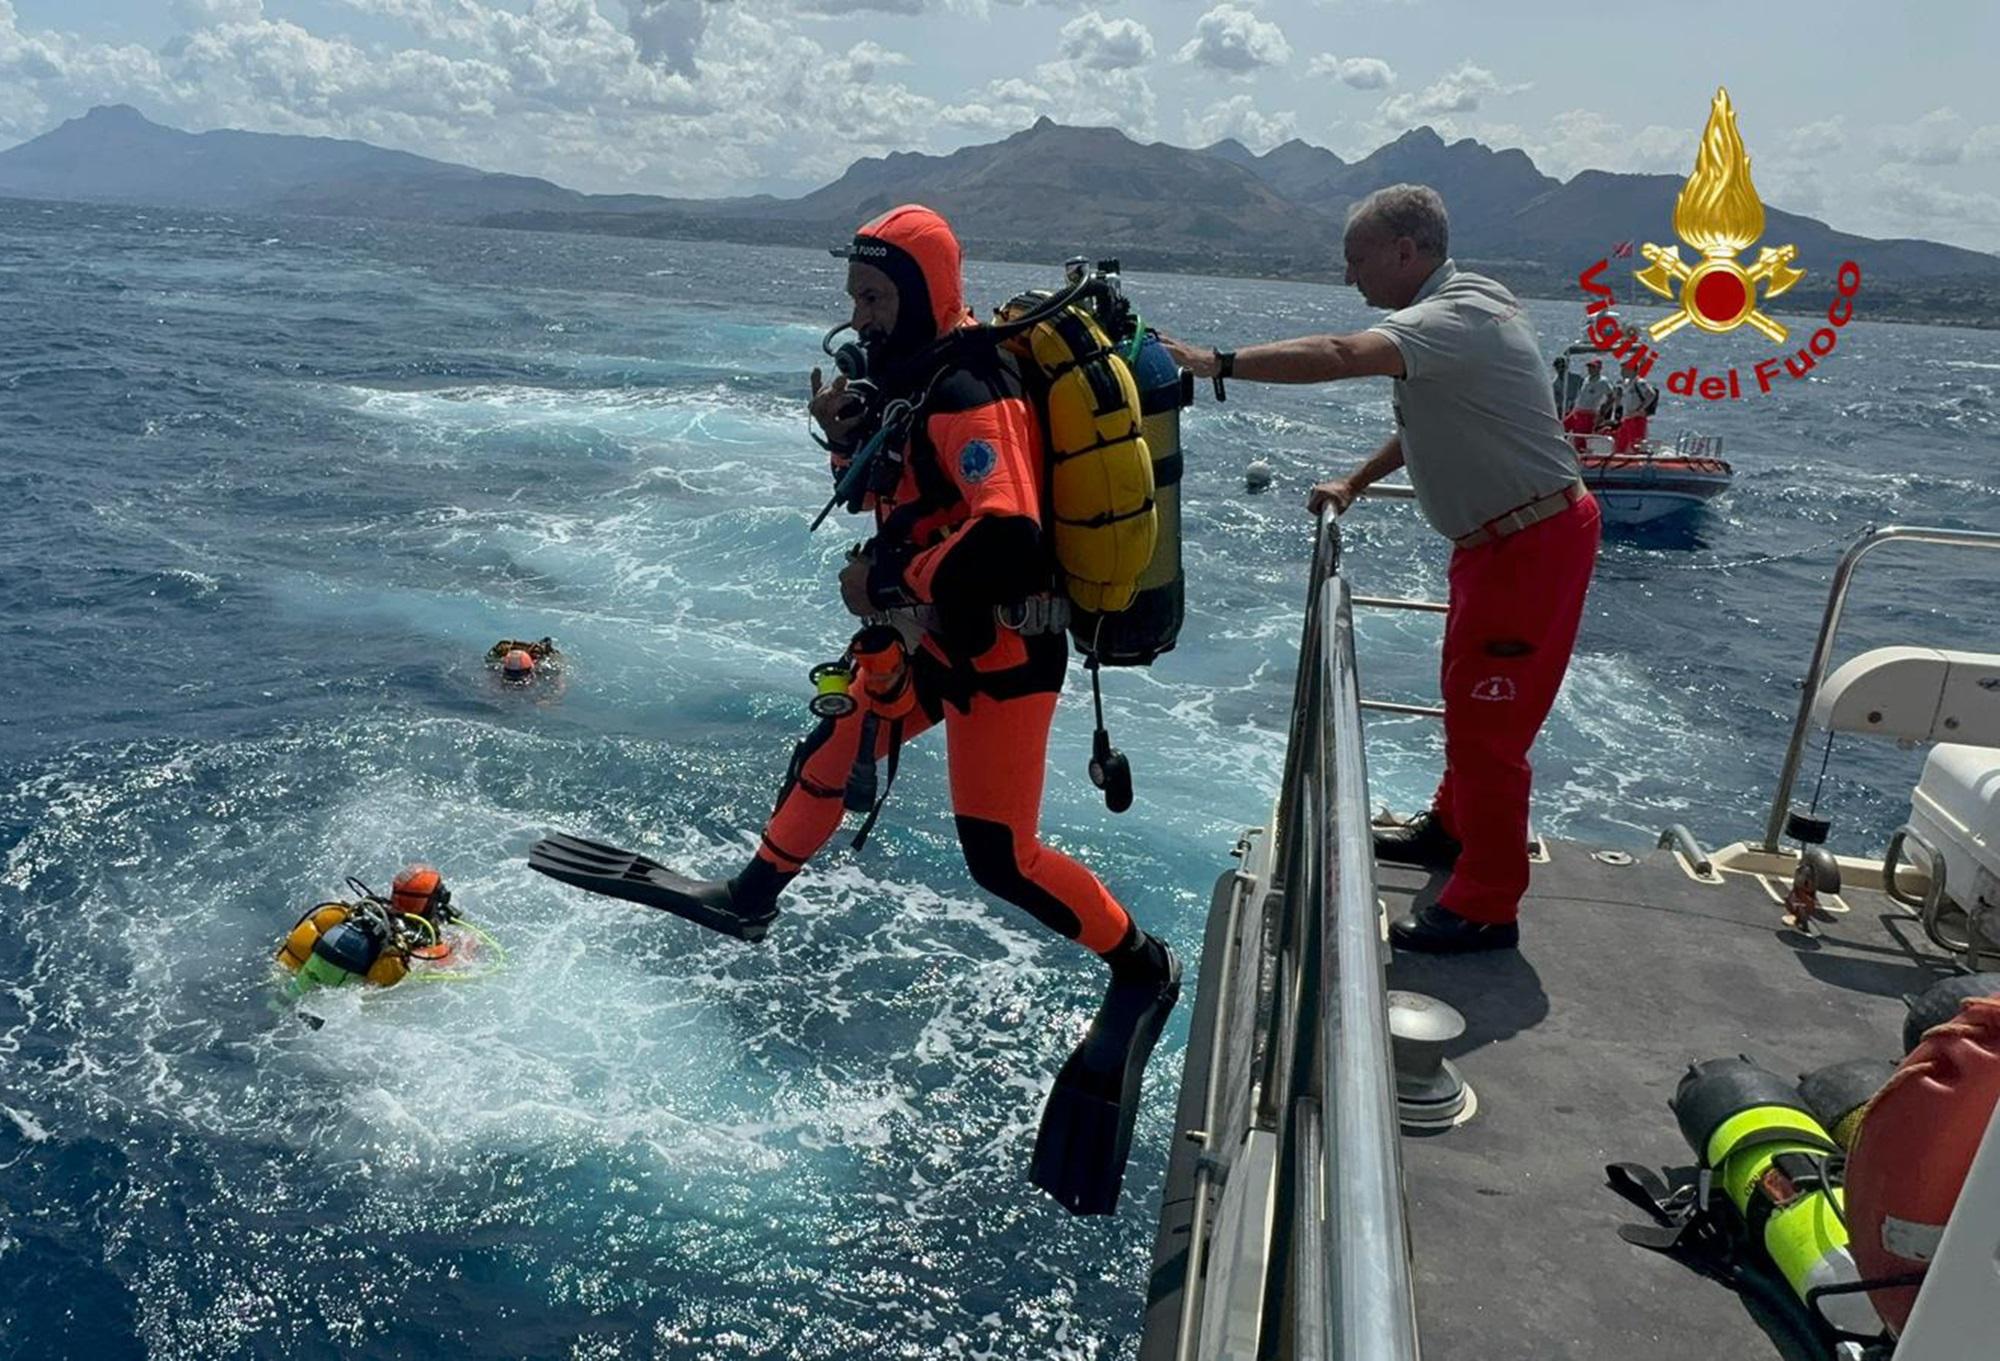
311, 919, 384, 978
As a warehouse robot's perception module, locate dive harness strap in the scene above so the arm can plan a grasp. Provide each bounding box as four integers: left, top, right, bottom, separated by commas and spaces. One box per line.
1607, 1162, 1730, 1257
848, 716, 904, 852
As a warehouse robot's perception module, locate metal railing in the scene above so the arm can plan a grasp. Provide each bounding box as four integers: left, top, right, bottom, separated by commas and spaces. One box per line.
1760, 525, 2000, 852
1349, 484, 1448, 720
1257, 508, 1421, 1361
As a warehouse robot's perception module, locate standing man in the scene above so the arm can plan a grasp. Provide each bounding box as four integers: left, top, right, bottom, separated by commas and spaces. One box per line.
1163, 183, 1600, 953
1551, 355, 1582, 416
1611, 355, 1656, 451
1569, 357, 1613, 437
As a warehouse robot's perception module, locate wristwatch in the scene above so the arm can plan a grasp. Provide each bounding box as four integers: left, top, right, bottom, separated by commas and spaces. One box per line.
1215, 348, 1236, 378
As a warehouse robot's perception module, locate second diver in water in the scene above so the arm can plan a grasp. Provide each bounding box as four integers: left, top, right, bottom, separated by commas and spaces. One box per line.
531, 205, 1179, 1215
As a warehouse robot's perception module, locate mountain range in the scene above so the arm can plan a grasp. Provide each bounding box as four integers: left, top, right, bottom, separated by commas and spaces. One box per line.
6, 104, 1997, 323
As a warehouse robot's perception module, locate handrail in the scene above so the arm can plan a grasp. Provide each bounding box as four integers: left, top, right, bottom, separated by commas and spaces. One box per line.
1260, 510, 1419, 1361
1353, 594, 1449, 614
1360, 699, 1447, 719
1162, 507, 1420, 1361
1760, 525, 2000, 851
1319, 567, 1422, 1359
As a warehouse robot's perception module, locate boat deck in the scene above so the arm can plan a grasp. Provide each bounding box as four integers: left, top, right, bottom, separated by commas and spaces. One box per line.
1380, 839, 1955, 1361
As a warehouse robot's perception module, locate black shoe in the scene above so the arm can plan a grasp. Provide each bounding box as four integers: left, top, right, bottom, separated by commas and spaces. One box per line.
1372, 811, 1462, 869
1389, 901, 1518, 954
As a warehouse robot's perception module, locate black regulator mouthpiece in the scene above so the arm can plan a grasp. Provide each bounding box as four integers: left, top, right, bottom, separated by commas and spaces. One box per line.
822, 322, 875, 383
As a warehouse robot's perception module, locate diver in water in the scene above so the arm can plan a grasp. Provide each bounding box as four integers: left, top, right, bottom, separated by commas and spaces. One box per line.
488, 636, 561, 683
276, 864, 462, 993
532, 205, 1179, 1216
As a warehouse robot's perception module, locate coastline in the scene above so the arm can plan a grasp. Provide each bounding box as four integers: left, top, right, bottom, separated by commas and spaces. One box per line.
9, 189, 1997, 332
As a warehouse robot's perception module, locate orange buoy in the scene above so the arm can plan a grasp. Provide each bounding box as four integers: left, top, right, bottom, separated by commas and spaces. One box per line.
1844, 996, 2000, 1333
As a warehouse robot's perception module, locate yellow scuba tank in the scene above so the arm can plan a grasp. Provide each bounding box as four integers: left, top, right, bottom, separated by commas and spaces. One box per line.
277, 900, 410, 989
277, 903, 350, 973
1085, 329, 1191, 665
994, 293, 1156, 616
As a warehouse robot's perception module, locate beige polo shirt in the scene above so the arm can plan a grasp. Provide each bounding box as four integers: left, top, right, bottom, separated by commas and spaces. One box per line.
1368, 260, 1581, 540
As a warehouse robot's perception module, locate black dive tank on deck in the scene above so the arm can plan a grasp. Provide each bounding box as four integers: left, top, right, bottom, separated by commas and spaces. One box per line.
1070, 331, 1193, 666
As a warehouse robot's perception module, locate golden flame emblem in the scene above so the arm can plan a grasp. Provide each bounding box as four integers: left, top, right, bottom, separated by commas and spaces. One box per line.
1636, 88, 1805, 342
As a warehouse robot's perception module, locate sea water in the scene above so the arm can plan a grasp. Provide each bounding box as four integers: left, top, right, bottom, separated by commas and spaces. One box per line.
2, 198, 1996, 1359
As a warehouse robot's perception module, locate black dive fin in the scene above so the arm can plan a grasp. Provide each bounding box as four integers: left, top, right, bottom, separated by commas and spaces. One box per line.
1031, 946, 1183, 1216
528, 833, 777, 943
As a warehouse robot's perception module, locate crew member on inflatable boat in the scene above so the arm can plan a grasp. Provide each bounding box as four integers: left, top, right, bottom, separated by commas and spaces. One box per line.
1569, 356, 1612, 436
1551, 355, 1583, 417
1164, 183, 1600, 953
1611, 356, 1656, 452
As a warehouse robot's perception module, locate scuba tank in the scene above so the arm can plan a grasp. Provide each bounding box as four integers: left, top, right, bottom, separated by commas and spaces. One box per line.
1845, 996, 2000, 1335
276, 869, 458, 994
992, 262, 1193, 812
296, 918, 384, 991
1670, 1056, 1882, 1336
1069, 328, 1193, 667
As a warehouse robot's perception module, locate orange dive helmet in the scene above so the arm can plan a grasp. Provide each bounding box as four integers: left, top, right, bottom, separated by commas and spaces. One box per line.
391, 864, 450, 918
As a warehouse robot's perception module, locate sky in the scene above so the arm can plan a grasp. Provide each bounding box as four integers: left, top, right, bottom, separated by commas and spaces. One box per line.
5, 0, 2000, 253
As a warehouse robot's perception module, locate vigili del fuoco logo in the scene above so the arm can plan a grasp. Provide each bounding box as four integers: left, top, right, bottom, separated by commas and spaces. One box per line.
1575, 87, 1863, 401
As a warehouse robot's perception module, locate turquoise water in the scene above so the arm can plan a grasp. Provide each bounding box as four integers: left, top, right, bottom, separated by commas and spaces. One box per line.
2, 197, 1996, 1359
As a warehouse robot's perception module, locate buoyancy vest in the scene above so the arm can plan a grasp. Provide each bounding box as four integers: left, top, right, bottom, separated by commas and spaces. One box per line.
994, 293, 1155, 615
992, 290, 1191, 667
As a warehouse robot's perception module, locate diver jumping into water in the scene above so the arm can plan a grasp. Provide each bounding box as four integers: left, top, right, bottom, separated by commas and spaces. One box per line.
530, 205, 1180, 1216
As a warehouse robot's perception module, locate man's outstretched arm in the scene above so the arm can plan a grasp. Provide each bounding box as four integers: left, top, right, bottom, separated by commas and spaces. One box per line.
1161, 330, 1405, 384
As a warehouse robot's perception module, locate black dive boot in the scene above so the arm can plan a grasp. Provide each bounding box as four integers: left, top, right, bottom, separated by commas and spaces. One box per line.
1372, 810, 1462, 869
1031, 925, 1183, 1216
528, 834, 793, 942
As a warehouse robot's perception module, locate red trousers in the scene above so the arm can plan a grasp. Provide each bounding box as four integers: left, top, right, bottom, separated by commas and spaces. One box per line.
1612, 415, 1648, 452
1431, 495, 1601, 923
754, 688, 1133, 953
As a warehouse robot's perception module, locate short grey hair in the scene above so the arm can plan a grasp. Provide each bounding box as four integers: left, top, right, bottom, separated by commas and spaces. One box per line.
1345, 183, 1449, 259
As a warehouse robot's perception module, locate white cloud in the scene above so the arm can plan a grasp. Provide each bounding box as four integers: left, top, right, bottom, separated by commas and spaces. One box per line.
170, 0, 265, 25
1532, 108, 1693, 179
1781, 115, 1846, 162
1306, 53, 1393, 90
1058, 11, 1153, 71
1176, 3, 1290, 75
1864, 163, 2000, 236
942, 58, 1155, 139
1377, 61, 1527, 124
1184, 95, 1295, 152
792, 0, 931, 13
1876, 108, 2000, 167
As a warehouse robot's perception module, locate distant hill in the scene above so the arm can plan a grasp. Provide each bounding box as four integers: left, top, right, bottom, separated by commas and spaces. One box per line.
7, 104, 1998, 324
0, 104, 709, 221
